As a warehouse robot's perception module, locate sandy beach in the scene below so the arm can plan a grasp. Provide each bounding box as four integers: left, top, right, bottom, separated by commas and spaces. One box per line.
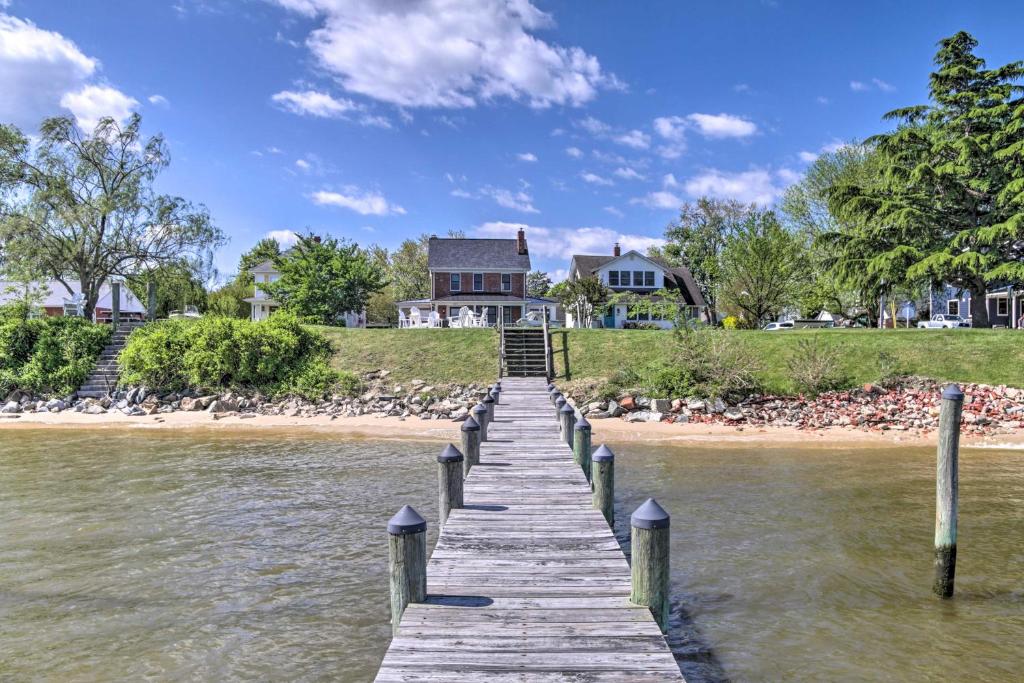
3, 408, 1022, 449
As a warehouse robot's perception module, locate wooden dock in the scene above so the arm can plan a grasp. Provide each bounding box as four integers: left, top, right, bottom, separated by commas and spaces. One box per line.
375, 377, 684, 682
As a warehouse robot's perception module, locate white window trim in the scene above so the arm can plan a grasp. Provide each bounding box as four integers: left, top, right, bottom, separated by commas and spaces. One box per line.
450, 273, 461, 292
473, 273, 484, 292
996, 297, 1008, 316
947, 300, 959, 316
501, 273, 512, 292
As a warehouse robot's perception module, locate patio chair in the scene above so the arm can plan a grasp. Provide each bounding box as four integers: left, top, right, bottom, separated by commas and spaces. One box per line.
516, 310, 543, 327
62, 294, 84, 317
427, 311, 442, 328
409, 306, 425, 328
398, 310, 411, 328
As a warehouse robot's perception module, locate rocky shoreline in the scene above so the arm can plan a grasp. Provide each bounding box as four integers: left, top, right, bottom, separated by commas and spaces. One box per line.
2, 372, 1022, 438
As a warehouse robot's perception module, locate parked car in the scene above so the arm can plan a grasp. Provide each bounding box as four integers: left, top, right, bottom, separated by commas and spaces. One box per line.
763, 321, 795, 331
917, 314, 970, 329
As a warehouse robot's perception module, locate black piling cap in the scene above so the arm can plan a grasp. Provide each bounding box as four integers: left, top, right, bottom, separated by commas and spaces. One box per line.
592, 444, 614, 462
631, 498, 670, 530
574, 416, 591, 431
462, 415, 480, 431
554, 396, 566, 409
438, 443, 464, 463
388, 505, 427, 535
942, 384, 964, 401
559, 401, 574, 414
483, 394, 495, 404
472, 403, 488, 416
546, 383, 556, 392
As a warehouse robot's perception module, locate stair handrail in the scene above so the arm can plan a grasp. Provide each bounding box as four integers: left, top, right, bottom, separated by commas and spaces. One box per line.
542, 309, 552, 380
497, 316, 505, 378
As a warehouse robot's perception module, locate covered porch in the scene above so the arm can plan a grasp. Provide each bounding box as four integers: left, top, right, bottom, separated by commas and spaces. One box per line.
394, 295, 557, 328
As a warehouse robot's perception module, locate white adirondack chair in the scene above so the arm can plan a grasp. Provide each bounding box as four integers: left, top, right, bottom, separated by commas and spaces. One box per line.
427, 311, 442, 328
409, 306, 424, 328
62, 294, 84, 317
398, 310, 411, 328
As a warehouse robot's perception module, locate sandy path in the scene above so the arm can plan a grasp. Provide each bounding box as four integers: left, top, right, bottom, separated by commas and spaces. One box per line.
3, 408, 1022, 449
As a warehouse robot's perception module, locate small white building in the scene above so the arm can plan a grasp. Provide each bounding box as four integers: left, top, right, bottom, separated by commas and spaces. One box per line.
242, 257, 365, 327
0, 279, 145, 322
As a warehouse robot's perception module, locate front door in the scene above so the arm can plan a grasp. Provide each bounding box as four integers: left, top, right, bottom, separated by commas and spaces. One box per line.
602, 306, 615, 329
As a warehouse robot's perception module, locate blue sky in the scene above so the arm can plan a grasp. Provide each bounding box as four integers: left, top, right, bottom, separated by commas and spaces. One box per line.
3, 1, 1023, 280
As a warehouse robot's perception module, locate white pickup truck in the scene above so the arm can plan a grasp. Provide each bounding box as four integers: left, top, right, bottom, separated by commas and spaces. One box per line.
917, 314, 970, 329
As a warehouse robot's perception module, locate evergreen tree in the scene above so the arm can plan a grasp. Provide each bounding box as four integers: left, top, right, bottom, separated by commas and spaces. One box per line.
831, 32, 1024, 327
526, 270, 553, 297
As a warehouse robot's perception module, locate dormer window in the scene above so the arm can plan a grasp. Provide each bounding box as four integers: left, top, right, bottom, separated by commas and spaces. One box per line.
450, 273, 461, 291
473, 273, 484, 291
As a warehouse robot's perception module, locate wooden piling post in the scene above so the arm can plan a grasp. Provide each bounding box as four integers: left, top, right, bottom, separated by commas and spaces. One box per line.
483, 393, 496, 431
554, 395, 566, 424
934, 384, 963, 599
437, 444, 464, 526
573, 416, 592, 483
472, 402, 489, 443
461, 415, 481, 476
491, 383, 501, 405
592, 444, 615, 526
559, 401, 576, 447
387, 505, 427, 635
146, 278, 157, 322
630, 498, 671, 632
549, 388, 560, 405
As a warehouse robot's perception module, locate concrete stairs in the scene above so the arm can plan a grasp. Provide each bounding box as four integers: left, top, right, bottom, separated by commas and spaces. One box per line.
501, 327, 549, 377
77, 321, 145, 399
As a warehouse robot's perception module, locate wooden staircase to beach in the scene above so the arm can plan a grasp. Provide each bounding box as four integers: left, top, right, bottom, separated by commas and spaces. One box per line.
76, 322, 145, 398
501, 327, 550, 378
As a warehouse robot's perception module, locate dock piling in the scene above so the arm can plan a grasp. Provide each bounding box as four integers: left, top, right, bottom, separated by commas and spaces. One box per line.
387, 505, 427, 635
473, 402, 489, 442
461, 415, 481, 476
573, 416, 592, 483
550, 389, 561, 406
630, 498, 671, 632
437, 444, 464, 525
482, 394, 495, 435
934, 384, 963, 598
554, 395, 566, 424
559, 401, 576, 447
592, 444, 615, 526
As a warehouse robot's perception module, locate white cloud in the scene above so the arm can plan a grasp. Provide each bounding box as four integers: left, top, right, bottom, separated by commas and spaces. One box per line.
479, 185, 539, 213
614, 129, 650, 149
272, 89, 358, 118
147, 94, 169, 107
516, 152, 538, 162
295, 158, 311, 171
799, 138, 850, 163
733, 83, 751, 93
0, 14, 139, 130
849, 80, 868, 92
816, 95, 830, 105
798, 150, 818, 163
450, 188, 473, 198
360, 113, 392, 128
565, 146, 583, 158
631, 190, 682, 210
266, 229, 300, 246
311, 187, 406, 215
577, 116, 610, 135
60, 85, 138, 130
603, 205, 624, 218
613, 166, 645, 181
581, 171, 613, 186
475, 221, 664, 260
271, 0, 619, 109
686, 112, 757, 138
682, 168, 793, 205
872, 77, 895, 92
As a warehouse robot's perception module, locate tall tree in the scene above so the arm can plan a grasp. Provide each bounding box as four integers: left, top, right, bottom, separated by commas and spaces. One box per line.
263, 234, 386, 325
830, 32, 1024, 327
389, 234, 431, 302
654, 197, 753, 323
127, 263, 208, 318
526, 270, 553, 297
0, 115, 224, 320
237, 238, 281, 282
719, 210, 805, 327
557, 276, 609, 328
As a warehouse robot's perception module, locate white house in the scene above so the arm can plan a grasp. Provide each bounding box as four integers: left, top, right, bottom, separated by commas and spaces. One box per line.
242, 256, 366, 327
565, 243, 707, 329
0, 279, 145, 322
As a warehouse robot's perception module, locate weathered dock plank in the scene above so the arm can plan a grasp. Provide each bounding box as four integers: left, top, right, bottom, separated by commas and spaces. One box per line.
375, 376, 684, 681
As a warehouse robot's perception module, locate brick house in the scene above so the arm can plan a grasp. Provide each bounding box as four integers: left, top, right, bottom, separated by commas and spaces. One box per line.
397, 229, 553, 325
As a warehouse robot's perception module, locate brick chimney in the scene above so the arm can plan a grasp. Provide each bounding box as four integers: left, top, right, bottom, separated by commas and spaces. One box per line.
313, 235, 321, 243
613, 242, 621, 257
516, 228, 528, 255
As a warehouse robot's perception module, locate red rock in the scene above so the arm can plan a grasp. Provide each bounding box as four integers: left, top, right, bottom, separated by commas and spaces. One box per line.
619, 395, 636, 410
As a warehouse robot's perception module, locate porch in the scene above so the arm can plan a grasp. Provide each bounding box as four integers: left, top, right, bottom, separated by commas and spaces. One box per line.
394, 295, 557, 328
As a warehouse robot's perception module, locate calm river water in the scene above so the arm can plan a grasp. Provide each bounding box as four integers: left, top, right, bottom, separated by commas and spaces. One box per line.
1, 429, 1022, 682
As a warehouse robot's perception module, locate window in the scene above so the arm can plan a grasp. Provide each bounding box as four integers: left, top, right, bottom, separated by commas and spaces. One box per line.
620, 271, 631, 287
473, 273, 484, 291
644, 271, 655, 287
608, 271, 619, 286
501, 273, 512, 291
634, 271, 644, 287
947, 300, 959, 316
450, 273, 461, 291
997, 297, 1008, 317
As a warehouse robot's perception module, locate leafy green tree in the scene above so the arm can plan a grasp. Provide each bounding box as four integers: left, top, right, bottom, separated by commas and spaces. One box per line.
237, 238, 282, 283
526, 270, 553, 297
830, 32, 1024, 327
206, 279, 252, 318
389, 234, 431, 301
0, 114, 224, 321
719, 210, 805, 327
653, 197, 753, 323
126, 263, 208, 319
263, 234, 386, 325
557, 276, 609, 328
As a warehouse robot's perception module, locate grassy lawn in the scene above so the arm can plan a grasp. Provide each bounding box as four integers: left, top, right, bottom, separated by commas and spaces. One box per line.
315, 327, 499, 385
316, 325, 1024, 393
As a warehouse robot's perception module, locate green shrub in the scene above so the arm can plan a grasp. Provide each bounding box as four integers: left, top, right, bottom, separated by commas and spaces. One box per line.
722, 315, 739, 330
118, 313, 341, 398
640, 363, 696, 398
0, 315, 111, 396
670, 325, 762, 400
786, 338, 851, 397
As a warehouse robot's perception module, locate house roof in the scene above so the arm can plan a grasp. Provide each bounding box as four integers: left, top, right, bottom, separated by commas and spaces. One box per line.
569, 251, 706, 308
0, 279, 146, 312
427, 238, 531, 271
